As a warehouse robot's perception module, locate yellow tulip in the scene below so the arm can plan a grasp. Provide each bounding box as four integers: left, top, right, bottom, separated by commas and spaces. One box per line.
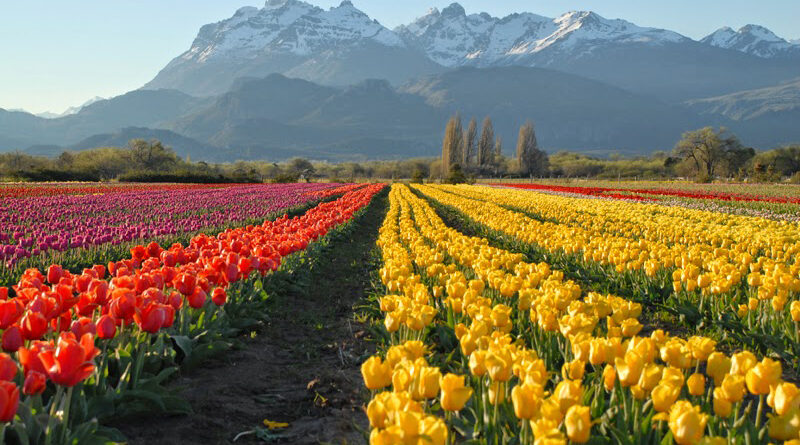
772, 382, 800, 416
768, 409, 800, 441
485, 348, 513, 382
730, 351, 757, 376
713, 387, 732, 417
615, 350, 644, 387
562, 359, 586, 381
414, 366, 442, 400
688, 336, 716, 361
687, 373, 706, 396
469, 350, 487, 377
790, 301, 800, 322
720, 374, 746, 403
554, 379, 583, 414
361, 356, 392, 390
638, 363, 663, 392
745, 358, 782, 395
603, 364, 616, 391
706, 352, 731, 386
620, 318, 643, 337
488, 381, 505, 405
652, 382, 681, 413
511, 382, 543, 420
419, 415, 448, 445
564, 405, 592, 443
668, 401, 708, 445
439, 373, 473, 412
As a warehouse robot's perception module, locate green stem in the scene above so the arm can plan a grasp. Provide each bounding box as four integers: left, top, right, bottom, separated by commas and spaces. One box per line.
44, 385, 64, 445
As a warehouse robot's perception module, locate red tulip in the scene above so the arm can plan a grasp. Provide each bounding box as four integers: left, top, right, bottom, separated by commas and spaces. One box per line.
167, 291, 182, 311
1, 326, 22, 353
174, 273, 196, 296
17, 341, 51, 376
20, 312, 48, 340
134, 302, 167, 334
187, 288, 206, 309
23, 371, 46, 396
0, 381, 19, 422
109, 288, 136, 320
0, 300, 23, 329
96, 315, 117, 340
0, 287, 7, 301
211, 288, 227, 306
70, 317, 97, 338
37, 333, 98, 387
0, 354, 17, 381
46, 264, 63, 285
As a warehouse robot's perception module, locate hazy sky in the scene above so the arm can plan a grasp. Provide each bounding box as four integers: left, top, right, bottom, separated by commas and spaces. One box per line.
2, 0, 798, 114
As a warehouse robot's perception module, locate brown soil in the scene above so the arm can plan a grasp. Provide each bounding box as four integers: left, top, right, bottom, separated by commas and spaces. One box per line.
114, 193, 387, 445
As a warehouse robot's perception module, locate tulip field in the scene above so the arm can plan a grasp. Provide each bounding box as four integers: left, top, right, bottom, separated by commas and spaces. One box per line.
1, 180, 800, 444
363, 183, 800, 445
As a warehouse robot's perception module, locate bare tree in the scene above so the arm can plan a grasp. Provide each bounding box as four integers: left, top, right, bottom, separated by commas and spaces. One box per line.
674, 127, 742, 180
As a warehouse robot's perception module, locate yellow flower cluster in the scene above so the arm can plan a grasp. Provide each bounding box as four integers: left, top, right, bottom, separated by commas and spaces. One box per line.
364, 184, 800, 443
415, 184, 800, 333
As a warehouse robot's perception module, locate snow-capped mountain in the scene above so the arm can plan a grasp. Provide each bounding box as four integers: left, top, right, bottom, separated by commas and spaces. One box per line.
145, 0, 440, 95
144, 1, 799, 102
701, 25, 800, 58
396, 6, 688, 67
185, 0, 402, 62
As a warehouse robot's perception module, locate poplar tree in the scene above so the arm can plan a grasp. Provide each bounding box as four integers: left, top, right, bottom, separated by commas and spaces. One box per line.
463, 118, 477, 167
441, 113, 463, 177
477, 117, 494, 167
516, 121, 548, 176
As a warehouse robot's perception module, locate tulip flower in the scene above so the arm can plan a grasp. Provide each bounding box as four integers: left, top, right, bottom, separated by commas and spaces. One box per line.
687, 373, 705, 396
1, 326, 23, 353
22, 371, 46, 396
511, 382, 542, 420
37, 332, 99, 387
565, 405, 592, 443
96, 315, 117, 339
746, 358, 782, 395
439, 373, 472, 411
0, 381, 19, 422
361, 356, 392, 390
667, 401, 708, 445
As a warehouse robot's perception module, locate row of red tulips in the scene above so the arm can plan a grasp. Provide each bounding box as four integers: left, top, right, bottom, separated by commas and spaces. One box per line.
0, 183, 385, 443
495, 183, 800, 204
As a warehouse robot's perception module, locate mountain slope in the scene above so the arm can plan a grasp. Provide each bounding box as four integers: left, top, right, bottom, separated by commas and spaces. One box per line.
144, 0, 442, 95
401, 66, 700, 151
0, 90, 207, 149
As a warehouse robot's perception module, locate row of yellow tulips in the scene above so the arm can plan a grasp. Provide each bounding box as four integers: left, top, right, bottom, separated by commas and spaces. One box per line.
362, 184, 800, 444
414, 184, 800, 359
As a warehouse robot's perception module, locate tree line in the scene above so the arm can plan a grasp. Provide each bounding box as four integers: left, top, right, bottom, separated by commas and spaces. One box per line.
0, 124, 798, 183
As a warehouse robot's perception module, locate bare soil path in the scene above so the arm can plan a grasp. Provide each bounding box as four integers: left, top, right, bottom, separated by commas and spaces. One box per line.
114, 191, 387, 444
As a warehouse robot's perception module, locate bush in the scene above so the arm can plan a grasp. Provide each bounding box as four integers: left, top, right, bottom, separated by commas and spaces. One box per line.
117, 170, 237, 183
271, 173, 300, 183
447, 164, 467, 184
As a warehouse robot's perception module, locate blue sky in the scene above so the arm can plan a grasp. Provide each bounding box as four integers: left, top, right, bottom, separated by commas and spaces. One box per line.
1, 0, 798, 114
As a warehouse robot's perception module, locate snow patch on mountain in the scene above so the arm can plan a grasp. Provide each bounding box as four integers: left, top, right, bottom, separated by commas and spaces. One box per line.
701, 24, 797, 58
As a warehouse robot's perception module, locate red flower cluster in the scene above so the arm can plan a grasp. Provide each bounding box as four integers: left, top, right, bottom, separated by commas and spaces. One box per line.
306, 183, 367, 199
0, 183, 384, 422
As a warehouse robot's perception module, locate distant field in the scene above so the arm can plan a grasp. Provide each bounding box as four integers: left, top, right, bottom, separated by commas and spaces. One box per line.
485, 178, 800, 199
